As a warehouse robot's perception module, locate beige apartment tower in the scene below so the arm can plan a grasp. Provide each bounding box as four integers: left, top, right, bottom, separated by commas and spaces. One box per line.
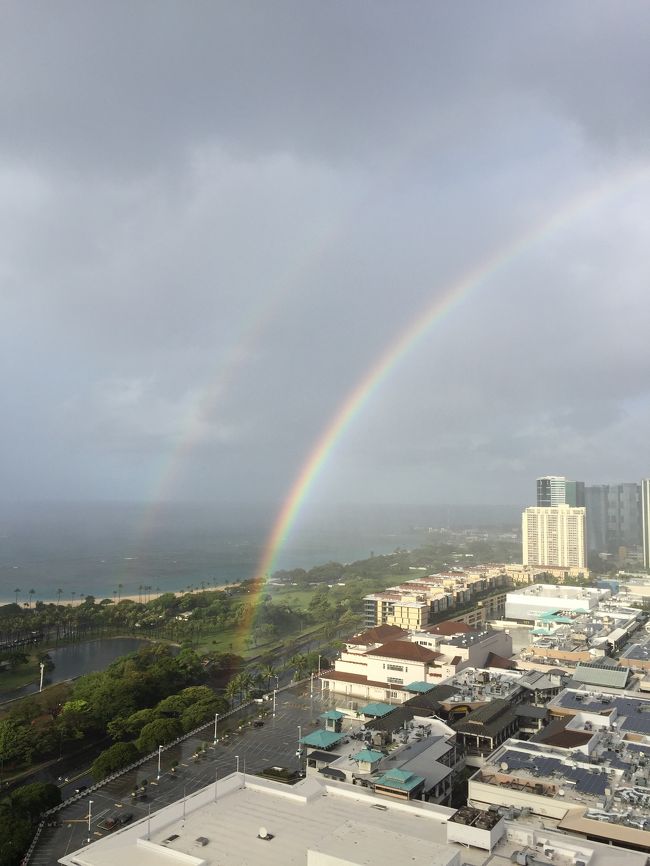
522, 505, 586, 568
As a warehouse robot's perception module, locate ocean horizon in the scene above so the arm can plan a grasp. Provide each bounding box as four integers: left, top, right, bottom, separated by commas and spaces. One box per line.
0, 501, 521, 603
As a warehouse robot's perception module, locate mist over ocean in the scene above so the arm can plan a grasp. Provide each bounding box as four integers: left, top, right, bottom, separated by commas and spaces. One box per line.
0, 502, 520, 602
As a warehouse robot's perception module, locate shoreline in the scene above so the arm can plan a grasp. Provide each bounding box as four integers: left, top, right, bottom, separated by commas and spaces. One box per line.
0, 582, 242, 608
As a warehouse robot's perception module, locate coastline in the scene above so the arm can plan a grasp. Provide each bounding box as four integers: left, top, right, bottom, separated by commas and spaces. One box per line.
0, 582, 242, 608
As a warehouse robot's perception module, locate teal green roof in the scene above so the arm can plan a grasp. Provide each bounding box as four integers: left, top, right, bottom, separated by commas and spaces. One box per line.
537, 612, 573, 623
374, 768, 425, 792
359, 702, 394, 717
320, 710, 345, 720
352, 749, 383, 764
299, 729, 344, 749
405, 681, 435, 693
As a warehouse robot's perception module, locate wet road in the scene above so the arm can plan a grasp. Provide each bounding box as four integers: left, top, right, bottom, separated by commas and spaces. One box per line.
31, 681, 336, 865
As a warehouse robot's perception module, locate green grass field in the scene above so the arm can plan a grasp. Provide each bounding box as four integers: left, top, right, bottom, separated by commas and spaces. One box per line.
0, 654, 41, 691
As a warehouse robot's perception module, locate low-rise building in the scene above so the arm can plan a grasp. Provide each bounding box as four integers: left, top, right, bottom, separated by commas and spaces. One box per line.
547, 687, 650, 739
505, 584, 609, 623
59, 770, 647, 866
305, 716, 461, 805
322, 623, 514, 703
468, 717, 650, 852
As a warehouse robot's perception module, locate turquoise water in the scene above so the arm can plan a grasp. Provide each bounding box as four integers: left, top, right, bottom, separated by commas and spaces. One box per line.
0, 501, 519, 601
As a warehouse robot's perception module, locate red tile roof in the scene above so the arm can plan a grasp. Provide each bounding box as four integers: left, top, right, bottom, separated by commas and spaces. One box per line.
347, 625, 408, 645
485, 652, 519, 670
365, 640, 442, 663
421, 620, 474, 635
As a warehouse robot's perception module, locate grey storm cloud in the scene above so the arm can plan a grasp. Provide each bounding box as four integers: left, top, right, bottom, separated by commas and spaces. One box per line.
1, 1, 650, 506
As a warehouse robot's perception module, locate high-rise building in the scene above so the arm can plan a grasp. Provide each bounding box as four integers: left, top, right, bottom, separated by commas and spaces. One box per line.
642, 479, 650, 568
585, 482, 642, 553
536, 476, 567, 507
522, 505, 586, 568
585, 484, 609, 553
565, 480, 585, 507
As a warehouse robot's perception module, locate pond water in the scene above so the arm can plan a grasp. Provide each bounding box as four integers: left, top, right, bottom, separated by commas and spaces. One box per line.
0, 637, 150, 704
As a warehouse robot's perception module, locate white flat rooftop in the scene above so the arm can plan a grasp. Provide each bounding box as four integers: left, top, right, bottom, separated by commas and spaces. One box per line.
59, 773, 648, 866
59, 774, 457, 866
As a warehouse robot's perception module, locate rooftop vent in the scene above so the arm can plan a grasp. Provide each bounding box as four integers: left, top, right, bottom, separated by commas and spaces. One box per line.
258, 827, 274, 841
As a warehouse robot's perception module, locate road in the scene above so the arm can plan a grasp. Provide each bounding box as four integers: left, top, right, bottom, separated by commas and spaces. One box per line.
30, 681, 337, 865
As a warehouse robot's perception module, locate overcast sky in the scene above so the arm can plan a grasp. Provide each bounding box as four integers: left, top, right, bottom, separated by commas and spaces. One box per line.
2, 1, 650, 512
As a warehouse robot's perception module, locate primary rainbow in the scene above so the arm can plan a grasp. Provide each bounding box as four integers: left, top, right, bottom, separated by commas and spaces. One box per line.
247, 164, 650, 612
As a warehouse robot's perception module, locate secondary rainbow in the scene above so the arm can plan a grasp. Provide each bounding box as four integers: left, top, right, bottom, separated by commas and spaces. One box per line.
248, 164, 650, 610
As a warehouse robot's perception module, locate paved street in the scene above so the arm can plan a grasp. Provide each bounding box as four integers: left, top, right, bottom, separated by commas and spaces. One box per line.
30, 681, 336, 865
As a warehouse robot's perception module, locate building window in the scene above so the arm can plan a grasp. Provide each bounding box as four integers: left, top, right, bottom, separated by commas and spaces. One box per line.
386, 663, 404, 672
387, 677, 403, 685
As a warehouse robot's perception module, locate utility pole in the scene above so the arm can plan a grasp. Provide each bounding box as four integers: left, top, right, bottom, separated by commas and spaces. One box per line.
213, 712, 219, 744
87, 800, 93, 843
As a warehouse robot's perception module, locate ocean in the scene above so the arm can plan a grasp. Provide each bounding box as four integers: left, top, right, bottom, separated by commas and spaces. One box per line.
0, 501, 520, 603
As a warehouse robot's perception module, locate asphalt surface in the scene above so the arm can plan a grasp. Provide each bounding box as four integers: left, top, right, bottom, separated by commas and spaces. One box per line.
31, 681, 337, 865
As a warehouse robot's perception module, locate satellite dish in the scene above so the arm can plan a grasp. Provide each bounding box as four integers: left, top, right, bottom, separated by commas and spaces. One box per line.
500, 762, 509, 771
259, 827, 268, 840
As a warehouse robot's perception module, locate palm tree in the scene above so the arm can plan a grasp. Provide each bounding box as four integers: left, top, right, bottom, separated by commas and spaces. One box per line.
117, 583, 123, 602
261, 664, 278, 690
289, 653, 310, 679
13, 588, 20, 605
224, 678, 239, 708
57, 588, 63, 605
28, 589, 36, 608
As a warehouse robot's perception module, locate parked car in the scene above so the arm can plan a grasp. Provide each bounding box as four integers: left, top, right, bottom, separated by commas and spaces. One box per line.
116, 813, 133, 826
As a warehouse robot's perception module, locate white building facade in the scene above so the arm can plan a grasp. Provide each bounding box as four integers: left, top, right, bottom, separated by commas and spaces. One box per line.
522, 505, 586, 568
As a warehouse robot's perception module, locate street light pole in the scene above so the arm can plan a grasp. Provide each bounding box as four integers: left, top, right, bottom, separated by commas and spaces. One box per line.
310, 671, 314, 698
39, 662, 45, 693
272, 688, 276, 718
297, 724, 302, 768
318, 654, 322, 677
213, 712, 219, 744
87, 800, 93, 843
235, 754, 239, 773
157, 744, 162, 780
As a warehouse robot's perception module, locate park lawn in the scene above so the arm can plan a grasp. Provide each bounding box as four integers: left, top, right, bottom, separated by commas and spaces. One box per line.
0, 655, 40, 691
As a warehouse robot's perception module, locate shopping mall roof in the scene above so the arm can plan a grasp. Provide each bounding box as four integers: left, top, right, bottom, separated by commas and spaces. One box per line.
359, 702, 395, 718
405, 681, 436, 693
298, 729, 344, 749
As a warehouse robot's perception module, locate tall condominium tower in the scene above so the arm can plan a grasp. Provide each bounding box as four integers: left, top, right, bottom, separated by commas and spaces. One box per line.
642, 479, 650, 568
537, 476, 585, 507
522, 505, 587, 568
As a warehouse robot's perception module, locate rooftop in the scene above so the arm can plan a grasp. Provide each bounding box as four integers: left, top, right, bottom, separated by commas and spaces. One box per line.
347, 625, 408, 645
364, 640, 442, 663
571, 661, 630, 689
549, 688, 650, 736
299, 729, 344, 749
359, 702, 395, 718
58, 773, 646, 866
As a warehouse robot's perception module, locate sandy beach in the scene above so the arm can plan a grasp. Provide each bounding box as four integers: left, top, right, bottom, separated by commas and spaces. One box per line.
0, 582, 242, 608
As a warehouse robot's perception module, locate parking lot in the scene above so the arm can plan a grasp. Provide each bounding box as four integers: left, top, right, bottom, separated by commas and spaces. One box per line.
30, 681, 337, 864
